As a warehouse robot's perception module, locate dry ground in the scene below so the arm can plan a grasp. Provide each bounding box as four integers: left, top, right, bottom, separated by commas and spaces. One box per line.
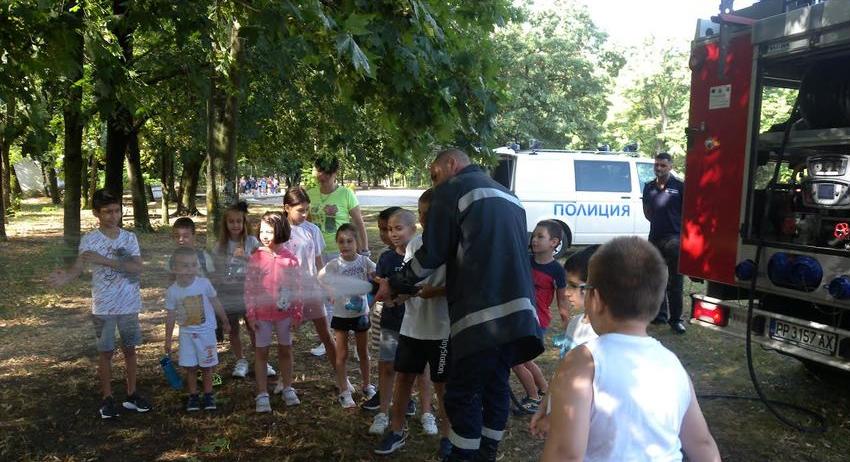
1, 198, 849, 461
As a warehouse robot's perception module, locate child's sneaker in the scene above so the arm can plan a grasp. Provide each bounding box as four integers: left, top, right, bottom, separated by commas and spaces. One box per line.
232, 358, 249, 378
122, 393, 152, 413
266, 363, 277, 377
369, 412, 389, 434
421, 412, 438, 435
202, 393, 216, 411
521, 396, 541, 413
338, 390, 356, 408
362, 384, 377, 400
310, 343, 326, 357
256, 392, 272, 413
361, 390, 381, 411
281, 387, 300, 406
99, 396, 120, 419
186, 394, 201, 412
406, 399, 416, 417
374, 430, 407, 455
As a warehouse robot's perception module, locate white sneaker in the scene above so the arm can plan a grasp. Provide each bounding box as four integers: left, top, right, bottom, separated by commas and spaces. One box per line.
339, 390, 356, 408
256, 393, 271, 413
370, 412, 389, 434
232, 358, 249, 378
281, 387, 300, 406
353, 349, 359, 361
421, 412, 438, 435
266, 363, 277, 377
362, 384, 377, 400
346, 377, 355, 394
310, 343, 326, 357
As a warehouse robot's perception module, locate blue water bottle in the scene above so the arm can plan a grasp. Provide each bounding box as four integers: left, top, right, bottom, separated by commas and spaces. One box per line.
160, 355, 183, 390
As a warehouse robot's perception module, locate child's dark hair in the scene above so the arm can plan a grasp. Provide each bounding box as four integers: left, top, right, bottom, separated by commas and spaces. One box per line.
378, 206, 403, 222
336, 223, 358, 240
172, 217, 196, 234
418, 188, 433, 205
314, 156, 340, 174
536, 219, 563, 243
588, 237, 667, 321
564, 245, 600, 282
217, 201, 250, 255
171, 246, 199, 270
283, 186, 311, 207
260, 211, 291, 245
92, 189, 120, 211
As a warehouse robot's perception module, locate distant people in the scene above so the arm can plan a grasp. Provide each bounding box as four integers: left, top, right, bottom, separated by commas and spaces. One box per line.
164, 247, 230, 412
49, 189, 151, 419
377, 148, 543, 462
307, 156, 370, 357
537, 237, 719, 462
642, 152, 686, 334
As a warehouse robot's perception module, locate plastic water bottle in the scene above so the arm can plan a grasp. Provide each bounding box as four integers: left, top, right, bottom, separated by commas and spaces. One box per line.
160, 355, 183, 390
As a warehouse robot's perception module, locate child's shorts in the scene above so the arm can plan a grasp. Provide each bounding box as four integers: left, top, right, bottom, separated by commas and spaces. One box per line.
254, 318, 293, 347
331, 315, 370, 333
378, 328, 400, 362
178, 329, 219, 368
394, 335, 450, 383
92, 313, 142, 352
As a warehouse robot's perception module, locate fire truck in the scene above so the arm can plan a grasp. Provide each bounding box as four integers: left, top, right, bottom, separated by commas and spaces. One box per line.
681, 0, 850, 372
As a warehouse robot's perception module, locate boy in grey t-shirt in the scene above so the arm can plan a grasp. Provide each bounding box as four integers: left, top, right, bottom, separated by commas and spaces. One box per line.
50, 189, 151, 419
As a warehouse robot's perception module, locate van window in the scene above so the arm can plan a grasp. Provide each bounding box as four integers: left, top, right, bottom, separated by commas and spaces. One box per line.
637, 162, 655, 188
574, 160, 631, 193
492, 157, 516, 190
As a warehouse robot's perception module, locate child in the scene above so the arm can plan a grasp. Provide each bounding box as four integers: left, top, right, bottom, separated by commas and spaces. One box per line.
365, 206, 402, 387
317, 223, 376, 408
164, 247, 231, 411
376, 189, 452, 457
282, 187, 338, 382
169, 217, 215, 278
244, 212, 303, 412
514, 220, 569, 413
560, 245, 600, 358
537, 237, 720, 461
49, 189, 151, 419
213, 202, 275, 379
369, 208, 417, 435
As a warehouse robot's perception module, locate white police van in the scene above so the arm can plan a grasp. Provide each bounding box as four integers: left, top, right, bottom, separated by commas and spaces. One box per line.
491, 147, 656, 255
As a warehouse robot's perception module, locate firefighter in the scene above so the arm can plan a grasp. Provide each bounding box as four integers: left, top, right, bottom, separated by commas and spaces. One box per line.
376, 148, 544, 462
642, 152, 687, 334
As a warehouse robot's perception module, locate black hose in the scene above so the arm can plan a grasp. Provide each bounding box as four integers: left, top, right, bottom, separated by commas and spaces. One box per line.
743, 96, 828, 433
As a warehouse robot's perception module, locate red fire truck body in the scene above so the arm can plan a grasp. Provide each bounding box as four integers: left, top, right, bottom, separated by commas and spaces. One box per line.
681, 0, 850, 371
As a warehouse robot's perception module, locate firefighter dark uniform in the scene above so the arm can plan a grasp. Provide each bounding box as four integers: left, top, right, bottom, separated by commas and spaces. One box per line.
389, 164, 544, 461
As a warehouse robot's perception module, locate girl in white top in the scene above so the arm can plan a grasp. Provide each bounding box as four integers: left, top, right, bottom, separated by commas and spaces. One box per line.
282, 187, 338, 383
536, 237, 720, 462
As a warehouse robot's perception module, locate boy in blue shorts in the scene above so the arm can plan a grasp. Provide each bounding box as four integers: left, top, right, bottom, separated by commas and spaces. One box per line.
50, 189, 151, 419
537, 237, 719, 461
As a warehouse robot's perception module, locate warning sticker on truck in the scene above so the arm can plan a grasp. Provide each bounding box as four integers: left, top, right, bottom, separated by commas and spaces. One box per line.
709, 84, 731, 110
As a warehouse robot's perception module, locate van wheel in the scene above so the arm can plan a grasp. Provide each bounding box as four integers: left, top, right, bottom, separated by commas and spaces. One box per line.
554, 221, 572, 259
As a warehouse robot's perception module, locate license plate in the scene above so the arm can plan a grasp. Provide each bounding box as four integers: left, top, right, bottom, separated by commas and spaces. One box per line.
769, 319, 838, 356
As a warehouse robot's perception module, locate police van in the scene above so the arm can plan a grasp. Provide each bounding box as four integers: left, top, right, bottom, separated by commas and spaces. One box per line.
491, 147, 656, 255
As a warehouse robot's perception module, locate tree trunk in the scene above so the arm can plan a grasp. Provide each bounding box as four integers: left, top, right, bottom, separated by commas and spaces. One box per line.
87, 148, 98, 208
178, 153, 203, 216
62, 1, 85, 249
206, 18, 242, 241
126, 129, 151, 231
163, 149, 177, 202
41, 162, 51, 197
105, 112, 129, 198
0, 134, 6, 241
47, 166, 61, 204
1, 95, 14, 211
81, 150, 89, 209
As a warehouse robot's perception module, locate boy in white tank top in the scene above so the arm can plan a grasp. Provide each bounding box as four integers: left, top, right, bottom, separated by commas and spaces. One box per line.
536, 236, 720, 462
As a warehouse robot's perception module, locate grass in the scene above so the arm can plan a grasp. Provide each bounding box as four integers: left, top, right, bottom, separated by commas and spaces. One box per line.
1, 198, 849, 461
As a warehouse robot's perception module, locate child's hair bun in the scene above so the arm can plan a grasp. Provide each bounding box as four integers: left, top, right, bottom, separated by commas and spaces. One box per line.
235, 201, 249, 213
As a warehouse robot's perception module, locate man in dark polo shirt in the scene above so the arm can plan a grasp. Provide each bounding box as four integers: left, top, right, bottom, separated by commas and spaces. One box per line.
642, 152, 687, 334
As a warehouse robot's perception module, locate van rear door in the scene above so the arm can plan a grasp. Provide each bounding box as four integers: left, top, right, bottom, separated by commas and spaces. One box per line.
571, 159, 634, 243
492, 155, 516, 191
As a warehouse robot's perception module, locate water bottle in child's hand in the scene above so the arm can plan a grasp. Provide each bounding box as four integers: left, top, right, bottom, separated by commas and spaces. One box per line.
160, 355, 183, 390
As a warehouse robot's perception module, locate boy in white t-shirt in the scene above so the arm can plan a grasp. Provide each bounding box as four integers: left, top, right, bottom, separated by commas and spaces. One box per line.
50, 189, 150, 419
536, 237, 720, 462
165, 247, 231, 412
